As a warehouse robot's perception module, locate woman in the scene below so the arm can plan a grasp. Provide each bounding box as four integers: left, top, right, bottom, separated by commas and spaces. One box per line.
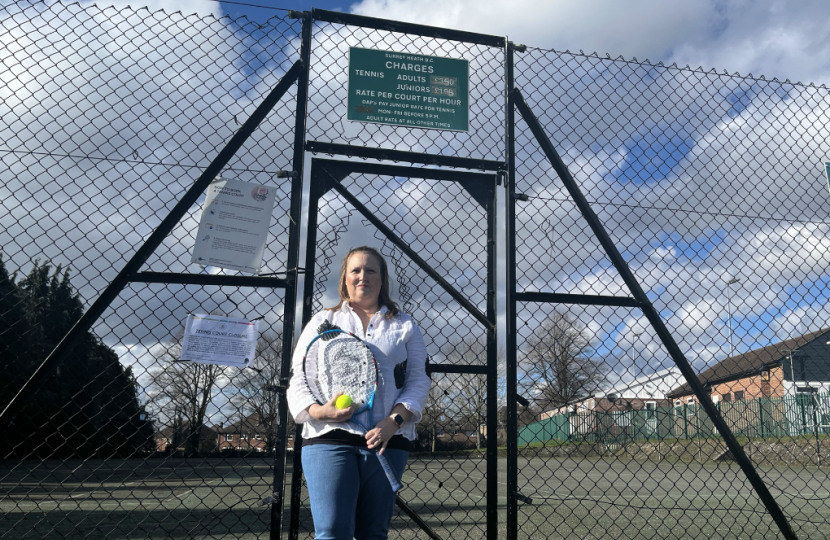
287, 246, 430, 540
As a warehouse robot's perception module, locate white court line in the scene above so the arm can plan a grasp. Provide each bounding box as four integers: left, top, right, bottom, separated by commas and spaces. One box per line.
32, 476, 237, 509
408, 465, 777, 508
41, 480, 142, 503
161, 475, 236, 503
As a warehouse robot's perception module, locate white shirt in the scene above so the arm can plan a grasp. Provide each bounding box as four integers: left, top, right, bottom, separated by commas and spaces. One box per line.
286, 302, 430, 441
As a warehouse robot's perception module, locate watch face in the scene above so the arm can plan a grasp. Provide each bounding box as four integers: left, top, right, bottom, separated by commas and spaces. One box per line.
394, 414, 404, 426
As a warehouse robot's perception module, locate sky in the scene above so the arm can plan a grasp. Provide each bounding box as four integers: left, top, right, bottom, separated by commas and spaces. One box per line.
142, 0, 830, 87
3, 0, 830, 419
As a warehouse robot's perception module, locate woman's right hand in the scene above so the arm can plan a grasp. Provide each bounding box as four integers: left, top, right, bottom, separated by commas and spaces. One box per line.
307, 393, 354, 423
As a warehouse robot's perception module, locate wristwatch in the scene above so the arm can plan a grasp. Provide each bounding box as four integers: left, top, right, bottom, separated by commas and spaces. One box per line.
391, 414, 404, 427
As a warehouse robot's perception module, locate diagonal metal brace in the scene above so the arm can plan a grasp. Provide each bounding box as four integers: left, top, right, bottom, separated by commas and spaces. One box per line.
0, 60, 305, 430
318, 163, 493, 331
511, 86, 798, 540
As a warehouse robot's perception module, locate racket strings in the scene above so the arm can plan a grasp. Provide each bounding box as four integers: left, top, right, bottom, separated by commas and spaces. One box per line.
306, 334, 378, 427
319, 338, 375, 406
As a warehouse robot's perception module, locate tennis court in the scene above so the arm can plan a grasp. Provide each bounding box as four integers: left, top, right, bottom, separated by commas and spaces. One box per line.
3, 456, 829, 539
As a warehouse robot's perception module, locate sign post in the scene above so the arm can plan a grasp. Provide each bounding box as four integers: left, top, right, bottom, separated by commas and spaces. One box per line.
347, 47, 469, 132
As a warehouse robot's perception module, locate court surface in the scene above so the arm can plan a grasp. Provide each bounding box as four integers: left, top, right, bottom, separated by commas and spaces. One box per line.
2, 455, 828, 539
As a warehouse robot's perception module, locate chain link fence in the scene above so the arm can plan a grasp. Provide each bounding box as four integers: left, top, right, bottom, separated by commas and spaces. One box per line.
3, 1, 830, 540
1, 2, 301, 538
512, 47, 830, 539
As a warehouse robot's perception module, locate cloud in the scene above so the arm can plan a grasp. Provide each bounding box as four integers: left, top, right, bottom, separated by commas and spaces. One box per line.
351, 0, 830, 86
4, 0, 830, 409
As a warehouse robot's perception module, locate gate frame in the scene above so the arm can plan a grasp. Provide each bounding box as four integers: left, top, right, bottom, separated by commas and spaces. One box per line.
286, 9, 509, 539
292, 155, 500, 540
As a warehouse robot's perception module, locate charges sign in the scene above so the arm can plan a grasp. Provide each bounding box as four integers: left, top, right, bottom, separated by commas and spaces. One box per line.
347, 47, 469, 132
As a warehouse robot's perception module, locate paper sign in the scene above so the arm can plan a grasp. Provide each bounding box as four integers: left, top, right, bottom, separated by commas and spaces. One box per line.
180, 314, 258, 368
191, 177, 276, 274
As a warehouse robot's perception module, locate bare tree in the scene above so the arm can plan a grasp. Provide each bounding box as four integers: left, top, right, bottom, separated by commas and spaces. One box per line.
148, 329, 228, 456
418, 372, 454, 453
230, 332, 288, 454
442, 337, 503, 449
521, 312, 607, 411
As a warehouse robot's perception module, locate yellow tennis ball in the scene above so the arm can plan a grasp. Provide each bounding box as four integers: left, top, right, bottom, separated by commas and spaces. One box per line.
335, 395, 353, 409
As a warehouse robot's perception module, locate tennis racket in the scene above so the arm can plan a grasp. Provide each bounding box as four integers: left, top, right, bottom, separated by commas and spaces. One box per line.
302, 324, 403, 492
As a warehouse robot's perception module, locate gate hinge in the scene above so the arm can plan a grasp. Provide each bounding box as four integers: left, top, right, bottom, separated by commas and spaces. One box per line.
277, 170, 299, 178
260, 492, 281, 506
512, 193, 530, 202
265, 380, 290, 394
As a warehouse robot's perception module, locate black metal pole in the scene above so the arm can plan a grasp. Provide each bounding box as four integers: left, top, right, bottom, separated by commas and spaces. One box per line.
504, 41, 519, 540
395, 497, 445, 540
288, 113, 324, 540
486, 174, 498, 540
285, 15, 314, 540
0, 59, 304, 432
512, 87, 798, 540
271, 11, 312, 540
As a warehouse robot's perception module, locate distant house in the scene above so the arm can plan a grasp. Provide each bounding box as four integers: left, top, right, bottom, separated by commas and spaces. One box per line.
667, 328, 830, 437
537, 367, 685, 439
540, 367, 683, 416
215, 413, 293, 453
154, 423, 217, 454
667, 327, 830, 404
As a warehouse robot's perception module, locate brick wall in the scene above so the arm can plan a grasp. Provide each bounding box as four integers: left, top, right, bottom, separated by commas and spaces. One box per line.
676, 365, 785, 403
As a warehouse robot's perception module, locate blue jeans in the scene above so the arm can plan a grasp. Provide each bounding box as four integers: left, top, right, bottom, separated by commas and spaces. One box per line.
301, 444, 409, 540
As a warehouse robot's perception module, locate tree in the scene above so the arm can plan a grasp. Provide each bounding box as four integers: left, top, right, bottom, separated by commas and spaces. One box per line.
521, 312, 608, 412
441, 337, 503, 450
147, 329, 227, 457
0, 253, 27, 406
230, 331, 294, 454
0, 257, 154, 459
417, 375, 453, 453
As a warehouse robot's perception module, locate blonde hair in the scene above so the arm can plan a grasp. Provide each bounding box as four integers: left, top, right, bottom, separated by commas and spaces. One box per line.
327, 246, 400, 318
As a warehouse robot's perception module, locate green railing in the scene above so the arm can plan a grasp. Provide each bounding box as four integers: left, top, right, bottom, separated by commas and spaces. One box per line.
517, 393, 830, 446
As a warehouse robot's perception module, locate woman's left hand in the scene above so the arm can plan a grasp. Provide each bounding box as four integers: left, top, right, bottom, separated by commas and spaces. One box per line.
365, 417, 398, 455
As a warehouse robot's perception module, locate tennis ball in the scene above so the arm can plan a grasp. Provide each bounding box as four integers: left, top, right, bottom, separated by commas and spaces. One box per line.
335, 395, 353, 409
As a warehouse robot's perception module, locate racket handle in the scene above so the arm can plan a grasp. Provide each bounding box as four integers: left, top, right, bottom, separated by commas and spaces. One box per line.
377, 452, 403, 492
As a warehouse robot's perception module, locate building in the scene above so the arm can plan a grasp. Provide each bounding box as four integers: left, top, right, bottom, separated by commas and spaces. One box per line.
216, 414, 270, 452
536, 367, 685, 440
540, 366, 684, 417
154, 423, 218, 454
667, 328, 830, 437
667, 327, 830, 404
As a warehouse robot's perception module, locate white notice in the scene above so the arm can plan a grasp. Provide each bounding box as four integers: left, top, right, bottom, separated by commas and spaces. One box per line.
180, 314, 258, 368
191, 177, 277, 274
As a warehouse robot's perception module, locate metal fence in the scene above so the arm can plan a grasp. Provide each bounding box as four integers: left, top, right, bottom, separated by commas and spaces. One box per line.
509, 43, 830, 540
2, 1, 830, 540
519, 393, 830, 447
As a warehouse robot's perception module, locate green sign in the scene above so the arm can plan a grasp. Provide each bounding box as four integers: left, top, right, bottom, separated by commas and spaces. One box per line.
347, 47, 469, 132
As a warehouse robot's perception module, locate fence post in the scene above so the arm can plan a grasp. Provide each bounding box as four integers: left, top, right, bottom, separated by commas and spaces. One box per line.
758, 398, 766, 439
684, 404, 689, 440
811, 393, 822, 467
